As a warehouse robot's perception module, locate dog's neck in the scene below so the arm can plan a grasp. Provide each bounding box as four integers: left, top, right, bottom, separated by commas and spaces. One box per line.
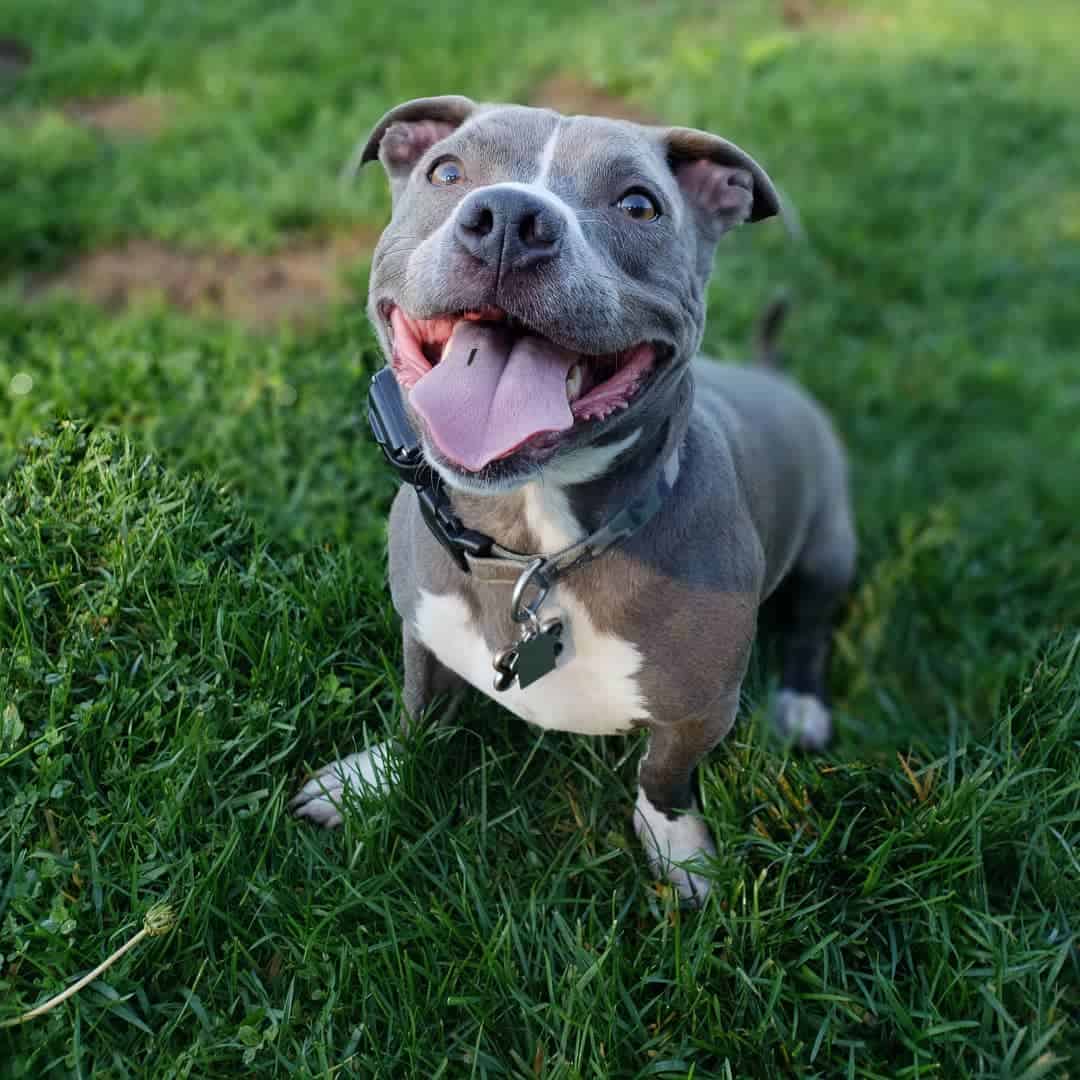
448, 372, 692, 556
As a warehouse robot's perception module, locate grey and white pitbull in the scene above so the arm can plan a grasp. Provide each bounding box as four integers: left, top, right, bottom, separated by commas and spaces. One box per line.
292, 96, 856, 903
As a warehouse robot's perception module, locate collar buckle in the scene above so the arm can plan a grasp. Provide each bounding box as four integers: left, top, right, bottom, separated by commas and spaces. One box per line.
368, 367, 424, 481
414, 487, 492, 572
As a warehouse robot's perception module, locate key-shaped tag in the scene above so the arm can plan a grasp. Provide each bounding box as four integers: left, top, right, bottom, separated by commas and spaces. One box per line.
493, 618, 564, 691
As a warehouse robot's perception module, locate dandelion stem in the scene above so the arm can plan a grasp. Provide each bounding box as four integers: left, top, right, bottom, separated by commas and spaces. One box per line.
0, 902, 176, 1028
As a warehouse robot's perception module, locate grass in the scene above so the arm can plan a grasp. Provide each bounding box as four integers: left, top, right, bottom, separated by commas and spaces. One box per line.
1, 0, 1079, 1075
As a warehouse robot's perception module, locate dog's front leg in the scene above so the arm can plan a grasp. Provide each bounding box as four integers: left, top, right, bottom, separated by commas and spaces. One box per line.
401, 627, 468, 733
634, 690, 739, 905
290, 629, 465, 827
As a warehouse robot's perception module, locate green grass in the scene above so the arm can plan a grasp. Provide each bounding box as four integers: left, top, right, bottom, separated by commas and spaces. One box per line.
1, 0, 1079, 1075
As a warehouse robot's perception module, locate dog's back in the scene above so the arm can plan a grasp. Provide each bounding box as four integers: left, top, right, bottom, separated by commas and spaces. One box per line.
691, 357, 851, 599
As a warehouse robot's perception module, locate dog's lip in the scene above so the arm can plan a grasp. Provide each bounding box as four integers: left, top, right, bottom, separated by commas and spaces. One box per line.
377, 300, 671, 469
377, 299, 672, 364
386, 304, 665, 413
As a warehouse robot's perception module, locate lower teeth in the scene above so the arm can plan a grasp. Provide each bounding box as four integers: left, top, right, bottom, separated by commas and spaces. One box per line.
566, 364, 583, 401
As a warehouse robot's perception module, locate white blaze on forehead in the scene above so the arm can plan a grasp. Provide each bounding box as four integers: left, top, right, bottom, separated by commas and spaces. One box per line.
535, 121, 562, 187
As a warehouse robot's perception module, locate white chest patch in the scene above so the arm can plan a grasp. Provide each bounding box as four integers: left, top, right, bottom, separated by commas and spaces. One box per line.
413, 587, 650, 735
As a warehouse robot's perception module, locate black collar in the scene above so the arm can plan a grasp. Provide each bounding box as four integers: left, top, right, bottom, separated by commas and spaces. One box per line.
369, 367, 497, 572
368, 366, 670, 581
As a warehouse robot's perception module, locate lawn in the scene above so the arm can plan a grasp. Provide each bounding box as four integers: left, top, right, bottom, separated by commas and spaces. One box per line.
1, 0, 1079, 1075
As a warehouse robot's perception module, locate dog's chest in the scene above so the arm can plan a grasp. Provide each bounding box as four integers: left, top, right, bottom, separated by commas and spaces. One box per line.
412, 584, 649, 735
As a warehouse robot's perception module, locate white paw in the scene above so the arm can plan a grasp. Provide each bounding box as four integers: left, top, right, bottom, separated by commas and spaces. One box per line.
290, 743, 397, 828
773, 690, 832, 751
633, 789, 716, 905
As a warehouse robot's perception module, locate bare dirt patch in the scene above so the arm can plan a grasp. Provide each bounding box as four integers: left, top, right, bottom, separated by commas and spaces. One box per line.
1, 94, 177, 136
530, 73, 659, 124
781, 0, 892, 31
64, 95, 175, 137
35, 227, 383, 328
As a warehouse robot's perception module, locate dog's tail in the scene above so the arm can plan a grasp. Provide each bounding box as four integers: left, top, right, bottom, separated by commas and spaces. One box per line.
754, 292, 791, 370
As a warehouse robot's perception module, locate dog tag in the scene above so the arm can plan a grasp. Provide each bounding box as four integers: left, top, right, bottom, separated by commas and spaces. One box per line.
515, 621, 563, 689
492, 618, 564, 691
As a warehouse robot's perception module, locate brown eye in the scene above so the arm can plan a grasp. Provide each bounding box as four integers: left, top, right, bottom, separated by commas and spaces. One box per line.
616, 190, 660, 221
429, 158, 465, 186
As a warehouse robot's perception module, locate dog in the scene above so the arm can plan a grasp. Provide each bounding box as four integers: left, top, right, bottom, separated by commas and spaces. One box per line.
291, 96, 855, 903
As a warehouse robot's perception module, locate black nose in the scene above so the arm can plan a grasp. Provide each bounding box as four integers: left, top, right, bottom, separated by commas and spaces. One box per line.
454, 186, 565, 273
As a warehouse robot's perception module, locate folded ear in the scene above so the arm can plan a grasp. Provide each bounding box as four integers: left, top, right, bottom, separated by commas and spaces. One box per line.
663, 127, 779, 233
359, 95, 478, 190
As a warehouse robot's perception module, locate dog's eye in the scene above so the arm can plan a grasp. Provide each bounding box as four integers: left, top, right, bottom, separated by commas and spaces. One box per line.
429, 158, 466, 186
616, 190, 660, 221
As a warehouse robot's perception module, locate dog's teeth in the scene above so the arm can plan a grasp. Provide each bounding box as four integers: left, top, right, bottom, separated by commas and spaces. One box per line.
565, 363, 584, 402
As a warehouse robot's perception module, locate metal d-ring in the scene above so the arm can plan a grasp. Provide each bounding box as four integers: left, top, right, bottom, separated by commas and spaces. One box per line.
510, 557, 551, 627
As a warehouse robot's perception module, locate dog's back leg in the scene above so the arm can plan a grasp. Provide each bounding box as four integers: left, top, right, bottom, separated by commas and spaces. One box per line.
771, 502, 855, 750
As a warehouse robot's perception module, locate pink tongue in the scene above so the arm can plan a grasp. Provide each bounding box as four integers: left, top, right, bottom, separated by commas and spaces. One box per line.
410, 322, 577, 471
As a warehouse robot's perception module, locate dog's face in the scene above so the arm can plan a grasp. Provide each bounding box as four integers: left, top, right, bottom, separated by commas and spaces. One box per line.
363, 96, 778, 491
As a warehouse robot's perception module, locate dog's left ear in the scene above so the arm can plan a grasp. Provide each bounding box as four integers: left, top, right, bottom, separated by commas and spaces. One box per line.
359, 95, 478, 193
663, 127, 779, 233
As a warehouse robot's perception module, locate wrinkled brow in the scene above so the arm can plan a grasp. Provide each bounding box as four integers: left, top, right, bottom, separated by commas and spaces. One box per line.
573, 151, 670, 192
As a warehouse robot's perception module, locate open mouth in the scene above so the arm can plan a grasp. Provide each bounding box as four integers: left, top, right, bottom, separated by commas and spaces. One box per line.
382, 303, 661, 472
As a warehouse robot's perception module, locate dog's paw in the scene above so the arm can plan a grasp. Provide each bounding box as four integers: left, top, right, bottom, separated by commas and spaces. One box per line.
773, 689, 832, 751
289, 743, 397, 828
633, 790, 716, 906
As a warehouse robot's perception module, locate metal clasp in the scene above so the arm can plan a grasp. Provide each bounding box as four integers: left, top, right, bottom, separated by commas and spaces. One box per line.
510, 557, 551, 629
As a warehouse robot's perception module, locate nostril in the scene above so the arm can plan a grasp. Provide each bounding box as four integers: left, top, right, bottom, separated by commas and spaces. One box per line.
519, 212, 540, 247
463, 206, 494, 237
519, 211, 559, 250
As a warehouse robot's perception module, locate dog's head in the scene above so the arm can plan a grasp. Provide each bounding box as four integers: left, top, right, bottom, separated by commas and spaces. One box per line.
362, 96, 778, 491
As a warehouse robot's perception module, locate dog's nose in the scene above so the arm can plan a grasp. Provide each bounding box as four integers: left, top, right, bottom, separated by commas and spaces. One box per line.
454, 186, 565, 272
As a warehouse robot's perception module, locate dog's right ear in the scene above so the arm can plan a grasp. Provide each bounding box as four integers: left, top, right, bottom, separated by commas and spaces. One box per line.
358, 96, 477, 193
662, 127, 779, 235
